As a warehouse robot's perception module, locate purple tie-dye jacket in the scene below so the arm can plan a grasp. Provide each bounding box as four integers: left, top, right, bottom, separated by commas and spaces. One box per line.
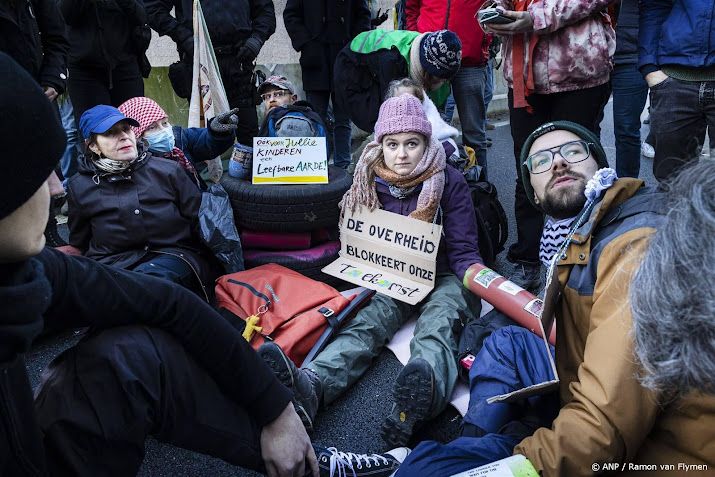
495, 0, 617, 94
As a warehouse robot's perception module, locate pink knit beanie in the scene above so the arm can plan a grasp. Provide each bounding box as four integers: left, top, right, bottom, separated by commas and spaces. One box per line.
118, 96, 169, 138
374, 95, 432, 143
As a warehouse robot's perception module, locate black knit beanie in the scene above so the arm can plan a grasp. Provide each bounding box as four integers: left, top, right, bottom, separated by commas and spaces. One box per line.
0, 53, 66, 220
520, 121, 609, 209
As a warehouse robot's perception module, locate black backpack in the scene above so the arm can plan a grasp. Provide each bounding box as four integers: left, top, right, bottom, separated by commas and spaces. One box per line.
465, 167, 508, 267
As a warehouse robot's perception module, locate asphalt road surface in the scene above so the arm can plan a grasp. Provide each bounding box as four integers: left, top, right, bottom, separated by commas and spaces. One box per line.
35, 99, 659, 476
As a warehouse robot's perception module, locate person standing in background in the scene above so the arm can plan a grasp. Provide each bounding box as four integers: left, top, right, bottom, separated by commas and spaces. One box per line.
147, 0, 276, 147
611, 0, 647, 178
482, 0, 615, 292
283, 0, 371, 169
639, 0, 715, 181
60, 0, 150, 125
0, 0, 70, 247
406, 0, 492, 176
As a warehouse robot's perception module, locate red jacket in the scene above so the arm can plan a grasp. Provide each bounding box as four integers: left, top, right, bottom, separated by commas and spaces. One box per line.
406, 0, 491, 67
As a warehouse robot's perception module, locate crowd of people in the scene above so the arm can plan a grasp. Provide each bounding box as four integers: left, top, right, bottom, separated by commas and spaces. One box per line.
1, 0, 714, 476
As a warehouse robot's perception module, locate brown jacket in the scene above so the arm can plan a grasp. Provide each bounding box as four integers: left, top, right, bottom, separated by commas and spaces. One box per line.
514, 179, 715, 476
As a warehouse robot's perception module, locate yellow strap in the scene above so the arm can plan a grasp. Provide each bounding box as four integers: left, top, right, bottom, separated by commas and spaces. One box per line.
242, 315, 263, 342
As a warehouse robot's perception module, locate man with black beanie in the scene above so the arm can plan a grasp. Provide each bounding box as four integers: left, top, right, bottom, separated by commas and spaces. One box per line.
2, 51, 410, 477
393, 121, 698, 477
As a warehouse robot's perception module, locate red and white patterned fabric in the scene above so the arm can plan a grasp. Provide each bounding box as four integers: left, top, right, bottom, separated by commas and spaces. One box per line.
118, 96, 169, 138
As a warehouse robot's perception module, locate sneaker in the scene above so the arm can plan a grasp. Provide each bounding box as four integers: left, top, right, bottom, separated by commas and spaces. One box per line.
641, 142, 655, 159
257, 342, 321, 431
486, 137, 493, 148
316, 446, 410, 477
509, 262, 541, 293
381, 358, 435, 448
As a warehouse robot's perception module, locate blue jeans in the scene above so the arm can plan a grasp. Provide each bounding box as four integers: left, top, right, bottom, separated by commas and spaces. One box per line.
452, 66, 489, 172
612, 63, 648, 178
306, 90, 352, 169
132, 253, 197, 291
442, 92, 456, 123
58, 95, 80, 189
484, 59, 494, 108
395, 327, 558, 477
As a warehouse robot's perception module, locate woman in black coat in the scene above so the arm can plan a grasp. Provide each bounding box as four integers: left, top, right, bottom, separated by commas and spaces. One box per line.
67, 105, 219, 300
60, 0, 149, 126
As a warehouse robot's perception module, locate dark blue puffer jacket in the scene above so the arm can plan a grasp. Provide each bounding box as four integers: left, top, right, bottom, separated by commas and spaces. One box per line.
638, 0, 715, 74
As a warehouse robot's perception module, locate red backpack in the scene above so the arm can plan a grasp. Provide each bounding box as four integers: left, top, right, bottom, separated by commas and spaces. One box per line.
215, 264, 353, 365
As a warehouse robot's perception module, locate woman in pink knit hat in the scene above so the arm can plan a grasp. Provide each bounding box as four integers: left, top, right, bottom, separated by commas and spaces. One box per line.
258, 94, 484, 448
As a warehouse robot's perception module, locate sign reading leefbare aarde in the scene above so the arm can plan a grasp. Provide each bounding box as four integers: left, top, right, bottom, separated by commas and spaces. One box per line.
252, 137, 328, 184
322, 207, 442, 305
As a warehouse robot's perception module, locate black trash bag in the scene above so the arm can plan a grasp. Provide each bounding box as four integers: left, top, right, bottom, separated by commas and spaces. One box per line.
199, 183, 245, 273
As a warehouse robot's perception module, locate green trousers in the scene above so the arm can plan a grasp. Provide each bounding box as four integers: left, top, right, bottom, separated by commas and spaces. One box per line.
308, 273, 481, 416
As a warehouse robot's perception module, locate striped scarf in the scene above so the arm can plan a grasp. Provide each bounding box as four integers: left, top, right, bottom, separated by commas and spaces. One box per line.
539, 216, 575, 267
340, 137, 446, 223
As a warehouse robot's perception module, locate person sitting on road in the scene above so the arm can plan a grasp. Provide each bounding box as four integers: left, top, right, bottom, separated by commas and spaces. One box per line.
118, 96, 238, 188
385, 78, 461, 164
394, 122, 714, 476
629, 159, 715, 469
67, 105, 220, 298
257, 75, 326, 139
350, 78, 461, 175
259, 94, 483, 448
0, 53, 410, 477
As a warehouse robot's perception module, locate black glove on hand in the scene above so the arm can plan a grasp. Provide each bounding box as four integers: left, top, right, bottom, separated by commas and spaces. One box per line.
210, 108, 240, 134
236, 45, 257, 63
371, 8, 389, 27
237, 37, 262, 63
180, 36, 194, 61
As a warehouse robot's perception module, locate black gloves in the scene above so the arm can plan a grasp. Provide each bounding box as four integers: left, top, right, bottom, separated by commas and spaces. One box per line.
237, 37, 263, 63
371, 8, 389, 27
209, 108, 240, 135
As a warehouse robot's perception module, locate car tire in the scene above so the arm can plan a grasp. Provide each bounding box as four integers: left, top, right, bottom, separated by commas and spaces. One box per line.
221, 166, 352, 232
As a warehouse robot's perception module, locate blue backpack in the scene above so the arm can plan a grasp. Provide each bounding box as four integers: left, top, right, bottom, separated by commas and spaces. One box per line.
259, 102, 327, 138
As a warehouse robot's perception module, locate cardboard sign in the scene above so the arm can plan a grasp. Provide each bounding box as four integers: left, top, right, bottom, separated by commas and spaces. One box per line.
252, 137, 328, 184
322, 207, 442, 305
450, 455, 539, 477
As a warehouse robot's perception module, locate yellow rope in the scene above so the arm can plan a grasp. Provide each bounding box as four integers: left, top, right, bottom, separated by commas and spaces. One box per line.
242, 314, 263, 342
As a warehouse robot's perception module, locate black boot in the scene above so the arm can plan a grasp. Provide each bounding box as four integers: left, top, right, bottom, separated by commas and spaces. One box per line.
381, 358, 435, 448
258, 342, 322, 431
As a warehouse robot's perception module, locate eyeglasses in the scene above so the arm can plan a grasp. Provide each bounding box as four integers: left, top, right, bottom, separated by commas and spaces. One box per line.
524, 140, 593, 174
260, 90, 289, 102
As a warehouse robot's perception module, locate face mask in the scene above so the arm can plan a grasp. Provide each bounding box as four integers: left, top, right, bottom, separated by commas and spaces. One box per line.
144, 127, 175, 153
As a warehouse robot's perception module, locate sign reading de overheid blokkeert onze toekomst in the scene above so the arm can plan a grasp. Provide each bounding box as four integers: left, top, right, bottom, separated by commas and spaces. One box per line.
323, 207, 442, 305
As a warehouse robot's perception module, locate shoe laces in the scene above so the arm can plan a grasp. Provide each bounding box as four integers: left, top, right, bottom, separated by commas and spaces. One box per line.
324, 447, 390, 477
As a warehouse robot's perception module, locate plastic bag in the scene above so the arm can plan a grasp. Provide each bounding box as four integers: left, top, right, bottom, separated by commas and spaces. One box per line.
199, 183, 244, 273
